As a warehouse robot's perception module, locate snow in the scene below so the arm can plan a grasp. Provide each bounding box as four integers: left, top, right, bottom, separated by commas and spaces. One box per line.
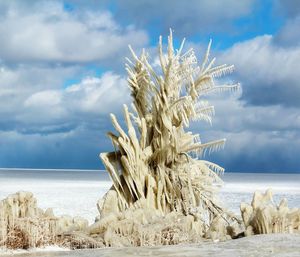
0, 169, 111, 223
0, 246, 69, 256
220, 172, 300, 214
1, 170, 300, 256
1, 234, 300, 256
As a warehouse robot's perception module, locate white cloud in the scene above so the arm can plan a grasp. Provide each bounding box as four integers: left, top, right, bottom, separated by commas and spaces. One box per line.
219, 35, 300, 107
189, 32, 300, 171
213, 96, 300, 132
25, 90, 62, 107
0, 65, 78, 120
0, 1, 148, 63
65, 73, 129, 114
10, 72, 129, 133
0, 0, 299, 171
0, 0, 145, 135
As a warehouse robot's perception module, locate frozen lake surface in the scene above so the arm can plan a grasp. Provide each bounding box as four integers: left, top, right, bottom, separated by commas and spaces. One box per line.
0, 169, 300, 223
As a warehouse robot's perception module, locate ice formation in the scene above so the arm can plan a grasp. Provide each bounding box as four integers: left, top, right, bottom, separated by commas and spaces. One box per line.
0, 31, 241, 250
0, 191, 89, 250
0, 191, 57, 249
241, 189, 300, 236
97, 30, 241, 245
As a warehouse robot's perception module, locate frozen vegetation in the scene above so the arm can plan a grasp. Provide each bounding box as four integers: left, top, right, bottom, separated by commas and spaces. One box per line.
0, 171, 300, 256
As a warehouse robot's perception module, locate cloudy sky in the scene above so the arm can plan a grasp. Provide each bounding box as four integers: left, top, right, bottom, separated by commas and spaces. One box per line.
0, 0, 299, 172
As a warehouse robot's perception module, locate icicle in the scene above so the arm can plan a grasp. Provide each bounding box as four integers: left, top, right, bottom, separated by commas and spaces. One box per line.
201, 39, 212, 71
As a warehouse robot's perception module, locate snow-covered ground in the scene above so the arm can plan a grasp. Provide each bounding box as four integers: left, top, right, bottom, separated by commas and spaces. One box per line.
0, 169, 111, 223
0, 169, 300, 223
0, 246, 69, 256
1, 169, 300, 256
1, 234, 300, 257
220, 172, 300, 214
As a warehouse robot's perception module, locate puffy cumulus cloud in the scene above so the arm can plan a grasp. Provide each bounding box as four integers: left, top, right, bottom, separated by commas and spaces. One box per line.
0, 71, 129, 168
197, 95, 300, 134
0, 0, 146, 168
23, 90, 67, 125
64, 73, 129, 114
0, 65, 78, 130
7, 72, 129, 134
219, 35, 300, 107
25, 90, 62, 108
98, 0, 256, 36
0, 0, 144, 140
0, 1, 148, 64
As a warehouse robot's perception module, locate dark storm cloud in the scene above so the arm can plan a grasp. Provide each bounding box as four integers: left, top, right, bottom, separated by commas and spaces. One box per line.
206, 128, 300, 173
0, 128, 111, 169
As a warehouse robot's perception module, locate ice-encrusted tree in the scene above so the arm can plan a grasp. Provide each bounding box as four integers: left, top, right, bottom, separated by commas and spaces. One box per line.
99, 30, 239, 225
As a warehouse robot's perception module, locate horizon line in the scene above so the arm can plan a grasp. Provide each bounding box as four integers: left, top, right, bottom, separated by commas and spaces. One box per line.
0, 168, 299, 174
0, 167, 105, 172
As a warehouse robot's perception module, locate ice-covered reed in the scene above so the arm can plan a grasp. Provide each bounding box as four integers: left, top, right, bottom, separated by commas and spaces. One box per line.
97, 30, 241, 244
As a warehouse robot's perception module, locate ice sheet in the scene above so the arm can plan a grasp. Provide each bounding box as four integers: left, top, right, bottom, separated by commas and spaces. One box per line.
0, 170, 300, 222
0, 169, 111, 223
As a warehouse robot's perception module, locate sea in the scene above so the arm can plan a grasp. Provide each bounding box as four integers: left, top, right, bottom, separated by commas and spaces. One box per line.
0, 169, 300, 223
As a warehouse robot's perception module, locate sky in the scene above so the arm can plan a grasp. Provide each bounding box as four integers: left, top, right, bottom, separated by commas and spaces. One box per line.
0, 0, 299, 173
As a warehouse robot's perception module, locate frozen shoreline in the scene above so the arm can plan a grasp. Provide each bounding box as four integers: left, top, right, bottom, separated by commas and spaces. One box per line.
1, 170, 300, 256
1, 170, 300, 223
1, 234, 300, 257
